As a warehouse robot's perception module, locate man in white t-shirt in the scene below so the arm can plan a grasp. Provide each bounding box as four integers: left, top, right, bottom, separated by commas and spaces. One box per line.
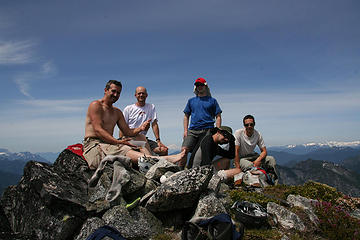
234, 115, 278, 182
120, 86, 168, 156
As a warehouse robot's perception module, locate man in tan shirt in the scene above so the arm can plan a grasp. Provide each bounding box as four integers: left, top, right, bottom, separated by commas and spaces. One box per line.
84, 80, 185, 169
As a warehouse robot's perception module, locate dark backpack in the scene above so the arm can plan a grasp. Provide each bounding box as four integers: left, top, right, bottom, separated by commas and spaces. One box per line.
181, 213, 243, 240
86, 225, 127, 240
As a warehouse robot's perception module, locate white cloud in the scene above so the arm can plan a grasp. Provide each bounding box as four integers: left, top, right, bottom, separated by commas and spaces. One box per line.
0, 40, 36, 65
12, 60, 58, 98
41, 61, 57, 75
16, 98, 90, 113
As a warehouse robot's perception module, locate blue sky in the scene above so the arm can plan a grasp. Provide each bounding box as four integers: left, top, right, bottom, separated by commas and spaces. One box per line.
0, 0, 359, 153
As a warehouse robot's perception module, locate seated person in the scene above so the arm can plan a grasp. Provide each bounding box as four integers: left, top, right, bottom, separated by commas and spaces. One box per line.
234, 115, 278, 183
83, 80, 184, 170
187, 126, 234, 170
120, 86, 168, 156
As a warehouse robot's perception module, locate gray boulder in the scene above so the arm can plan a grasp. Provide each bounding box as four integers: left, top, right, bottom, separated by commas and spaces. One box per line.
286, 194, 319, 225
102, 205, 163, 239
1, 159, 88, 240
192, 192, 227, 218
74, 217, 106, 240
145, 166, 214, 212
145, 158, 180, 181
267, 202, 305, 231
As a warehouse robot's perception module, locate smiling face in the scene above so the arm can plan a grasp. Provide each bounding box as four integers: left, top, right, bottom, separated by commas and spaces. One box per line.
244, 118, 255, 136
135, 86, 148, 105
105, 84, 122, 104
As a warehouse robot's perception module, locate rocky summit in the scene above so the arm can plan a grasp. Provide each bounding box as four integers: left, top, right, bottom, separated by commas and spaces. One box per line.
1, 149, 360, 239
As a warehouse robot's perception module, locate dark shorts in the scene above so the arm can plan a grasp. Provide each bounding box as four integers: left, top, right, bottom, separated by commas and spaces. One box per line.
182, 129, 212, 152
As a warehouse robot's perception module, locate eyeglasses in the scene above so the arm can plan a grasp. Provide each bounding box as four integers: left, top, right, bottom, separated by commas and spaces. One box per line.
244, 123, 254, 127
195, 83, 205, 87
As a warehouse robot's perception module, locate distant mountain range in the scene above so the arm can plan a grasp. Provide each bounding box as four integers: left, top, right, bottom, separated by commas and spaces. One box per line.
268, 141, 360, 155
267, 141, 360, 168
0, 148, 49, 163
278, 159, 360, 197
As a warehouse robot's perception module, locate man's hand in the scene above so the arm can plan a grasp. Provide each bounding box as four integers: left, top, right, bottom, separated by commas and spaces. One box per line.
157, 141, 168, 152
253, 158, 262, 168
140, 119, 151, 132
118, 137, 137, 148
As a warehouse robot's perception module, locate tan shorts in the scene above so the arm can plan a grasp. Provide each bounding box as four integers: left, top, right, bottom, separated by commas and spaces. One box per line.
83, 137, 132, 170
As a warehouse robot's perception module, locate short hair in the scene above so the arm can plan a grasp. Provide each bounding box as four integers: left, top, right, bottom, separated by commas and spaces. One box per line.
243, 115, 255, 125
105, 80, 122, 90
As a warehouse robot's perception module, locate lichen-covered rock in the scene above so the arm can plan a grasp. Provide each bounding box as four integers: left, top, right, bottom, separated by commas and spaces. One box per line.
145, 158, 180, 181
102, 205, 163, 239
122, 168, 147, 195
74, 217, 106, 240
53, 149, 91, 180
1, 160, 89, 239
192, 192, 227, 218
267, 202, 305, 231
145, 166, 213, 212
0, 202, 11, 233
207, 174, 222, 194
287, 194, 319, 225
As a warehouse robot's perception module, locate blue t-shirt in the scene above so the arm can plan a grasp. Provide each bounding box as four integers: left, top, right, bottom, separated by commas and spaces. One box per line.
184, 96, 222, 130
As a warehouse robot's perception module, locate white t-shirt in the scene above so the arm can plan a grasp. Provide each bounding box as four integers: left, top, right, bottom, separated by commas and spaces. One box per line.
234, 128, 265, 157
123, 103, 157, 135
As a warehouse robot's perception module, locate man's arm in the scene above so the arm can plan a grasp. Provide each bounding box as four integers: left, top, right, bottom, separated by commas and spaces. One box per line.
117, 113, 150, 137
152, 120, 167, 149
253, 146, 267, 167
183, 113, 190, 138
234, 145, 241, 169
217, 136, 235, 159
215, 113, 222, 128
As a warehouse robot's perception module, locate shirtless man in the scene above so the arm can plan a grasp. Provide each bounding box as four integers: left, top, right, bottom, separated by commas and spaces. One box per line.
83, 80, 185, 170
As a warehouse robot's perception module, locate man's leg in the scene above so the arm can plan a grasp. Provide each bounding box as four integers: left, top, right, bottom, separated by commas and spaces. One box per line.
239, 155, 258, 172
180, 129, 208, 167
125, 149, 186, 165
262, 155, 279, 184
83, 138, 105, 170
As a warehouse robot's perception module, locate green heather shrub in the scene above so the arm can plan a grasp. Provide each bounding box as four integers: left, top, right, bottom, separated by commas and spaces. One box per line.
283, 181, 343, 204
229, 181, 343, 208
315, 201, 360, 240
229, 188, 279, 208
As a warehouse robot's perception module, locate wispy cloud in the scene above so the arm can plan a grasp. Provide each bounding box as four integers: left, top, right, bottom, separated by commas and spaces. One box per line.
41, 61, 57, 76
13, 73, 33, 98
16, 98, 90, 113
13, 60, 58, 98
0, 40, 36, 65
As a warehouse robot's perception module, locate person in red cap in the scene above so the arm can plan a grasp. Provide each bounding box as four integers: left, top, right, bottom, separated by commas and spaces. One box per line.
179, 77, 222, 167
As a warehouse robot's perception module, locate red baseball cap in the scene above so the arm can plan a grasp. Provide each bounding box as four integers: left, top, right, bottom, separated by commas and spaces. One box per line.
194, 77, 207, 85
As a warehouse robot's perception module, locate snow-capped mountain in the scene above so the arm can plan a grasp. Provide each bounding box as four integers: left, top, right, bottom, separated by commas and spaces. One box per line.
269, 141, 360, 155
0, 149, 48, 162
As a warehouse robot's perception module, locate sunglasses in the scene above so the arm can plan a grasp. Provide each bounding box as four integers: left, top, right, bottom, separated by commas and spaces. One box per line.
195, 83, 205, 87
244, 123, 254, 127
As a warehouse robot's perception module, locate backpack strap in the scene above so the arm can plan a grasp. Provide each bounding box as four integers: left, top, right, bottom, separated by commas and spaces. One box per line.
86, 225, 127, 240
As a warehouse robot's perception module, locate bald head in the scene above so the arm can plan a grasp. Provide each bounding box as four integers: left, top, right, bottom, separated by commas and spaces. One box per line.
135, 86, 148, 106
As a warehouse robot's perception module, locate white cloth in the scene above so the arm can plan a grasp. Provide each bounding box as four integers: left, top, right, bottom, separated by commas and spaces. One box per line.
234, 128, 265, 157
123, 103, 157, 135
